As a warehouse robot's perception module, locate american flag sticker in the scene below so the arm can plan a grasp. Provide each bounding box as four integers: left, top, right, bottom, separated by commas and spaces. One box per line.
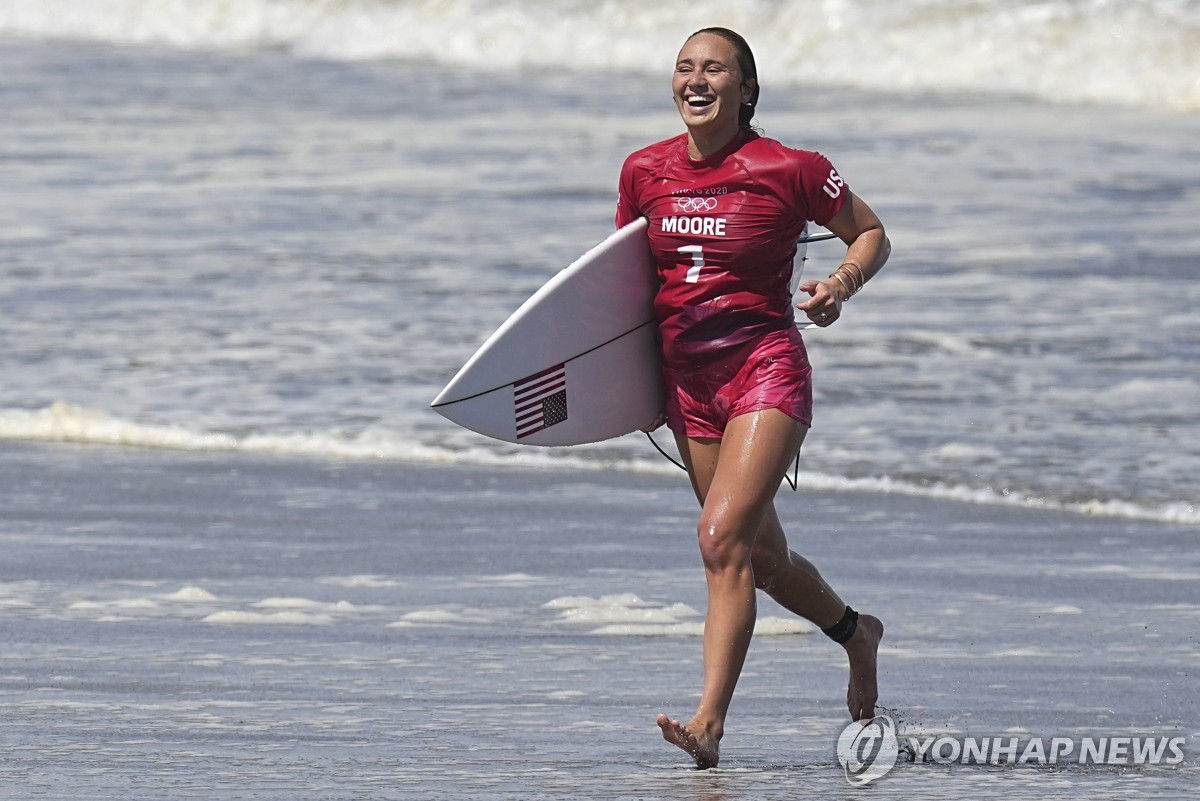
514, 363, 568, 440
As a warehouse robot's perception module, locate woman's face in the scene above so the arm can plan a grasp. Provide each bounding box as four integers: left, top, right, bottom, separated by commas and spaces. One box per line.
672, 33, 754, 136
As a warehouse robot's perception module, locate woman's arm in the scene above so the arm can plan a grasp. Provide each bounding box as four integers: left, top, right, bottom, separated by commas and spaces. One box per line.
795, 191, 890, 326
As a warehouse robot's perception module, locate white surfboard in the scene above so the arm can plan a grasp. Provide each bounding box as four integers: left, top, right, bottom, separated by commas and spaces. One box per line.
430, 219, 662, 446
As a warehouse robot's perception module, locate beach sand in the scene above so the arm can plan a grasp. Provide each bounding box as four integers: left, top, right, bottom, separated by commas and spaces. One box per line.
0, 441, 1195, 799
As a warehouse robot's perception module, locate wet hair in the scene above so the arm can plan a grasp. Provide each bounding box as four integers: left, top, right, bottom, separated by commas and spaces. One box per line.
689, 26, 760, 130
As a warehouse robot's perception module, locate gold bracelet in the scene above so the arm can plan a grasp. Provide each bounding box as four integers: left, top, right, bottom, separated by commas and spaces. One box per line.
829, 271, 854, 300
838, 261, 866, 292
839, 264, 863, 292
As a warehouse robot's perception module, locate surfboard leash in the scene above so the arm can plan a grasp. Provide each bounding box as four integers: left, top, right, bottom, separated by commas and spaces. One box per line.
644, 431, 800, 492
645, 430, 687, 473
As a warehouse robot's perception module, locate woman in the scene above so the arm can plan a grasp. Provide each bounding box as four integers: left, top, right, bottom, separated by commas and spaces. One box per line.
615, 27, 890, 769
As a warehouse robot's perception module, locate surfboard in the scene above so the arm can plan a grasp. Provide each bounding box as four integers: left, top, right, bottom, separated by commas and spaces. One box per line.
430, 220, 838, 446
430, 218, 662, 446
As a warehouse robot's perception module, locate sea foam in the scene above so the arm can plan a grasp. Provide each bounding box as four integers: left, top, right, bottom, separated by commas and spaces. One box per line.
0, 0, 1197, 112
3, 401, 1196, 526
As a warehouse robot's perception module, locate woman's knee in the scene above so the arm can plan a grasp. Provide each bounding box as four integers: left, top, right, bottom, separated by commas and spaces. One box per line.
695, 508, 755, 572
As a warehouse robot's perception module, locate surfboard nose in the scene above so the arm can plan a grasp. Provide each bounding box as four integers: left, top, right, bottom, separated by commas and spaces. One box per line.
430, 372, 477, 411
428, 218, 661, 446
430, 384, 453, 408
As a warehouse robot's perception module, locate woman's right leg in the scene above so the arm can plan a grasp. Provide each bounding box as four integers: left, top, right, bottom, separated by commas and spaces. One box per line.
657, 410, 806, 768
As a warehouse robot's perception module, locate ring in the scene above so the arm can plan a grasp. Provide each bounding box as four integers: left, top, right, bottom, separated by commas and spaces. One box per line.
819, 312, 829, 321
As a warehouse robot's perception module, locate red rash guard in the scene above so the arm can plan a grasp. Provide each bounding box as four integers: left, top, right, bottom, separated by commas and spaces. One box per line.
615, 131, 848, 372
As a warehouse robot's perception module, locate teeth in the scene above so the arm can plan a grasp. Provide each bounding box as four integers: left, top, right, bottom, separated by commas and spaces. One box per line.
687, 95, 714, 106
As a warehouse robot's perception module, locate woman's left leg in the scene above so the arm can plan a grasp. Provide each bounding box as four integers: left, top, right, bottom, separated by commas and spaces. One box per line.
751, 504, 884, 722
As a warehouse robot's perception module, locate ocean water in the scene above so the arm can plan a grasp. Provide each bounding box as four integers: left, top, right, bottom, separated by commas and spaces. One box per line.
1, 5, 1198, 524
2, 0, 1199, 111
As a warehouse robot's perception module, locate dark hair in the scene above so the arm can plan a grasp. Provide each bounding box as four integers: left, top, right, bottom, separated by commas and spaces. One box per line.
689, 26, 760, 130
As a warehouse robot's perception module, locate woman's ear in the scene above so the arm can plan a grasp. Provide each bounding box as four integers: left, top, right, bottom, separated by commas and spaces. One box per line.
742, 78, 758, 105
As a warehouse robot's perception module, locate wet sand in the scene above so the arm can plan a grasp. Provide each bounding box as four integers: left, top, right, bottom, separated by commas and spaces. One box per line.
0, 441, 1196, 799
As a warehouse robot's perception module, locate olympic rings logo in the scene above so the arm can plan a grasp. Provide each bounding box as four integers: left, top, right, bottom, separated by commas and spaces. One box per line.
676, 196, 718, 212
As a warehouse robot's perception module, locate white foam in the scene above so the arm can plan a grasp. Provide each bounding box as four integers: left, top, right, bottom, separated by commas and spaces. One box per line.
62, 586, 221, 622
318, 575, 399, 589
1109, 377, 1200, 401
0, 402, 239, 451
546, 594, 813, 637
2, 0, 1197, 111
1038, 605, 1085, 616
588, 621, 707, 637
61, 584, 392, 625
254, 597, 344, 610
931, 442, 1001, 462
201, 610, 333, 625
0, 401, 452, 461
68, 598, 158, 612
161, 586, 220, 603
755, 617, 816, 636
546, 593, 700, 626
3, 401, 1195, 527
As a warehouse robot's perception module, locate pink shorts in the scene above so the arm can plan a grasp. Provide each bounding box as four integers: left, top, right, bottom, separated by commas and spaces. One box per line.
664, 328, 813, 439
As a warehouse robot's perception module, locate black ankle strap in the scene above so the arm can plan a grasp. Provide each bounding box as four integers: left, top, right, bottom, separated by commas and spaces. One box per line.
822, 605, 859, 644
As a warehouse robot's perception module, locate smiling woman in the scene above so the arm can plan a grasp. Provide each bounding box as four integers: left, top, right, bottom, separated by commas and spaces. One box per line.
615, 27, 892, 769
673, 26, 760, 150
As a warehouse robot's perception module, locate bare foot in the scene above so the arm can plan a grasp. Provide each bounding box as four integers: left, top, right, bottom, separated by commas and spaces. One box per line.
843, 613, 884, 721
656, 713, 720, 769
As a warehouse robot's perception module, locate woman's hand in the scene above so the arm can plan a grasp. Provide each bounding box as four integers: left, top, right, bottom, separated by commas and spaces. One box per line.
797, 189, 889, 327
795, 279, 845, 327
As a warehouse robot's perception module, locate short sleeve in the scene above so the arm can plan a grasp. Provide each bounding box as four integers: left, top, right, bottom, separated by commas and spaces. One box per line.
615, 154, 642, 228
800, 152, 849, 227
